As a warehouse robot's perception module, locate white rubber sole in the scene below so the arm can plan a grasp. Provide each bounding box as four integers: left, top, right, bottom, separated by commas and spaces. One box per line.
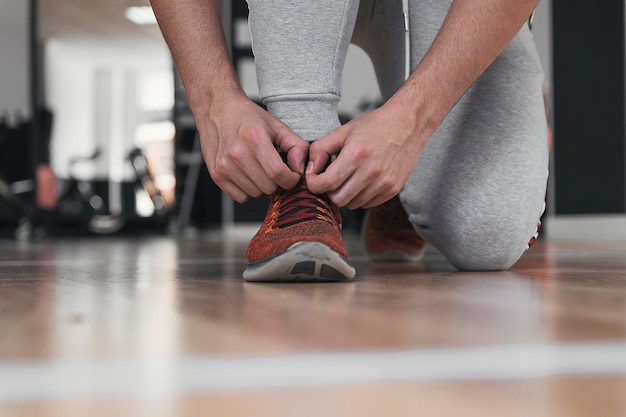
243, 242, 356, 282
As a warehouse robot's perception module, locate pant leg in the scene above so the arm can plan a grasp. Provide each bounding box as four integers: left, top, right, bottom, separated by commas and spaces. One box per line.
400, 1, 549, 271
247, 0, 359, 141
351, 0, 405, 101
355, 0, 548, 271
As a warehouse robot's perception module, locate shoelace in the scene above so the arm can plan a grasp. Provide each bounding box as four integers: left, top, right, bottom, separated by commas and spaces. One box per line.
275, 180, 341, 229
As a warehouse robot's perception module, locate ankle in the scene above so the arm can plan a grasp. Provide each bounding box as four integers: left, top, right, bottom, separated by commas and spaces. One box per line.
265, 94, 341, 141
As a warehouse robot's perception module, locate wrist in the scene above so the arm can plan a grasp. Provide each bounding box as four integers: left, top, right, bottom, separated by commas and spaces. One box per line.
189, 80, 248, 121
386, 83, 440, 142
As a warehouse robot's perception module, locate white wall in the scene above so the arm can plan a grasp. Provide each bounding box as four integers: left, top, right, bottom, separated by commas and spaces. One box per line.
45, 40, 96, 178
332, 0, 553, 119
341, 1, 555, 117
533, 0, 553, 91
339, 46, 381, 117
45, 37, 172, 180
0, 0, 31, 124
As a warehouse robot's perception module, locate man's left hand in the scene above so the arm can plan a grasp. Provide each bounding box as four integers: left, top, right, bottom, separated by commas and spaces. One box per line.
306, 105, 425, 209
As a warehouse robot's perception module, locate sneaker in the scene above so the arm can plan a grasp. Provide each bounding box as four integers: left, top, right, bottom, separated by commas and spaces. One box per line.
363, 195, 427, 262
243, 177, 356, 282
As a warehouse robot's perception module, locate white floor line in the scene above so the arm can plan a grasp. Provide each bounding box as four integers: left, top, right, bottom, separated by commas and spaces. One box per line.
0, 260, 108, 267
1, 342, 625, 403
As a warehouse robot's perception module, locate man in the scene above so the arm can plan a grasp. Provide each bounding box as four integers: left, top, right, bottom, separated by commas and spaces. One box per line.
150, 0, 548, 282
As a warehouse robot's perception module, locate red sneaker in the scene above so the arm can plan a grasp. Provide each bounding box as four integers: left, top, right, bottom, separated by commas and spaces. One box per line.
243, 177, 356, 282
363, 195, 427, 262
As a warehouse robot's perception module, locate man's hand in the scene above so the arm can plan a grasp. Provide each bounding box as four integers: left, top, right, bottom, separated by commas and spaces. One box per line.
306, 104, 426, 209
306, 0, 539, 210
199, 96, 309, 203
150, 0, 307, 203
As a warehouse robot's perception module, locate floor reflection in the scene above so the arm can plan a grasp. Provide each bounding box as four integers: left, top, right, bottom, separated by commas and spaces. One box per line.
0, 236, 623, 360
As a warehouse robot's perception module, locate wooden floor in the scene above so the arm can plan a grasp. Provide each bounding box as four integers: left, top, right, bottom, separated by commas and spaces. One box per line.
0, 230, 625, 416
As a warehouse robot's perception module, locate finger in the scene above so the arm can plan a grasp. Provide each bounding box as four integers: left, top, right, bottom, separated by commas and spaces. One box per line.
272, 123, 310, 174
286, 142, 309, 175
361, 193, 394, 209
221, 139, 278, 195
236, 127, 301, 191
346, 186, 393, 210
307, 129, 345, 175
248, 156, 303, 195
224, 168, 264, 199
307, 151, 355, 195
219, 179, 250, 204
246, 160, 281, 195
345, 190, 372, 211
258, 146, 301, 191
325, 171, 362, 208
328, 162, 396, 208
339, 173, 386, 209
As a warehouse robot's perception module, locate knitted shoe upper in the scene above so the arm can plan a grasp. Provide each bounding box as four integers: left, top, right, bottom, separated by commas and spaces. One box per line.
364, 195, 426, 256
246, 177, 348, 263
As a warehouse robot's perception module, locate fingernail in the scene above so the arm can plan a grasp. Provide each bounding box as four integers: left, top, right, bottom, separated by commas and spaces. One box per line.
305, 162, 313, 174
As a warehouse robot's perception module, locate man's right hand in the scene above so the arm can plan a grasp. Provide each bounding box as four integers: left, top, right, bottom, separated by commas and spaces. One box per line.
149, 0, 307, 203
198, 95, 309, 203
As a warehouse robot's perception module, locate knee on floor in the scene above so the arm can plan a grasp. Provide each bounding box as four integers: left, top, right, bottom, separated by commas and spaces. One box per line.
411, 214, 528, 272
438, 236, 525, 272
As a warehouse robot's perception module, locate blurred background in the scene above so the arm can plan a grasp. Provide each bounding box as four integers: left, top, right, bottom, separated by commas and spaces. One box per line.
0, 0, 624, 241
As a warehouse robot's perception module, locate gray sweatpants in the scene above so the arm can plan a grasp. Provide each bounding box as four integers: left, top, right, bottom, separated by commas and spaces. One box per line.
247, 0, 549, 271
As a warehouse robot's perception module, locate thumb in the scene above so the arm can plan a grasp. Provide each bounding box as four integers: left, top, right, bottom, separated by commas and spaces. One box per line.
306, 129, 345, 175
272, 123, 309, 174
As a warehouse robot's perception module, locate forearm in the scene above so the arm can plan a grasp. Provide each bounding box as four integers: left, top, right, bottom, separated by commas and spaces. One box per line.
150, 0, 246, 119
389, 0, 540, 138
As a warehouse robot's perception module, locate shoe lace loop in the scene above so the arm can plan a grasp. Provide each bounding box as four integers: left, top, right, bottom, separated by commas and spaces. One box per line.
275, 180, 340, 229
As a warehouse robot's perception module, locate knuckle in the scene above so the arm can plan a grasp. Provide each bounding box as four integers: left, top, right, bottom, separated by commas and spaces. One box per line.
366, 165, 383, 179
210, 171, 224, 184
228, 144, 246, 163
234, 194, 249, 204
352, 144, 370, 160
330, 194, 346, 208
379, 176, 395, 190
389, 183, 402, 196
240, 125, 262, 146
249, 189, 263, 198
266, 164, 283, 181
320, 178, 334, 192
282, 175, 300, 191
225, 186, 248, 204
263, 184, 278, 195
214, 156, 231, 175
323, 173, 340, 190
